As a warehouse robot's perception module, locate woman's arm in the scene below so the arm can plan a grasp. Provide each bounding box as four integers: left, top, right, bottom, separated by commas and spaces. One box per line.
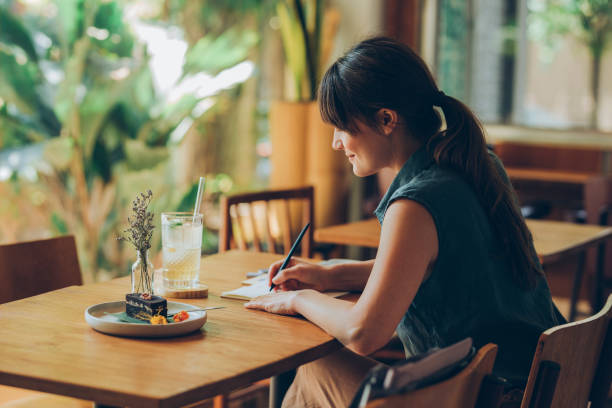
325, 260, 375, 291
247, 199, 438, 356
267, 258, 374, 292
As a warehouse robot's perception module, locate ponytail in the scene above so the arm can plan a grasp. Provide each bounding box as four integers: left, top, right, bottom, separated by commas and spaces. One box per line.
429, 95, 541, 288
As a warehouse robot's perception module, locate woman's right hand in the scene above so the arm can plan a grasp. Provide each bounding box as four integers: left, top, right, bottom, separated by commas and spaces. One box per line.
268, 258, 330, 292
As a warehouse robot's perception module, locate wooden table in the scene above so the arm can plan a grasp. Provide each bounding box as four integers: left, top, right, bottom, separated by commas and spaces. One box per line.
315, 218, 612, 320
0, 251, 345, 408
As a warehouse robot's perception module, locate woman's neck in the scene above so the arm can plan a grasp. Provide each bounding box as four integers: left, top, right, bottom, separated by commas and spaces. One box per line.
389, 132, 423, 174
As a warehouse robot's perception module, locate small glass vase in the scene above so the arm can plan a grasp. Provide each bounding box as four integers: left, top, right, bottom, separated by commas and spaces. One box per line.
131, 250, 154, 295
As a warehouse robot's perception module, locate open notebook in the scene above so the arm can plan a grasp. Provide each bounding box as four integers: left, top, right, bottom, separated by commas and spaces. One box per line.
221, 259, 355, 301
221, 280, 348, 301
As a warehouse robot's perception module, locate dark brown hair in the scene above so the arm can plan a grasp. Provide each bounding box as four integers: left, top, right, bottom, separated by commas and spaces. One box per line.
319, 36, 540, 289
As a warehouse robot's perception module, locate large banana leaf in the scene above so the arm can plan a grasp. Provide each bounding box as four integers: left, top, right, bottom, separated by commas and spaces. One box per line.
79, 65, 145, 160
92, 2, 133, 57
277, 1, 307, 101
0, 52, 40, 115
123, 139, 170, 171
275, 0, 324, 101
53, 36, 89, 123
0, 110, 49, 147
55, 0, 84, 55
0, 51, 59, 141
183, 28, 258, 76
0, 7, 38, 62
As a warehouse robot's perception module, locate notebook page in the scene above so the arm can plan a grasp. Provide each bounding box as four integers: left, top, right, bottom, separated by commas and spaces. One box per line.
221, 280, 348, 301
241, 274, 268, 285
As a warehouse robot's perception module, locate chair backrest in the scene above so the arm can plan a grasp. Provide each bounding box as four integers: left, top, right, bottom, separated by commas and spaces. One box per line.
589, 300, 612, 408
0, 235, 82, 304
520, 294, 612, 408
365, 343, 498, 408
219, 186, 314, 258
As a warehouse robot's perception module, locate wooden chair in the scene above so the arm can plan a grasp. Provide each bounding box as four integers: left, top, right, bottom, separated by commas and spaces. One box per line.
0, 236, 90, 408
520, 294, 612, 408
216, 187, 314, 408
0, 235, 82, 304
220, 186, 314, 258
589, 299, 612, 408
365, 343, 500, 408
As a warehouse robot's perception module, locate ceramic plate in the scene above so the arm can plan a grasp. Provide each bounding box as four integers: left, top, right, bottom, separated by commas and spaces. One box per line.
85, 301, 207, 338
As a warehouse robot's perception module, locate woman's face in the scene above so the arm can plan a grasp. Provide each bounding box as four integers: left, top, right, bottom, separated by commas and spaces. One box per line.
332, 122, 392, 177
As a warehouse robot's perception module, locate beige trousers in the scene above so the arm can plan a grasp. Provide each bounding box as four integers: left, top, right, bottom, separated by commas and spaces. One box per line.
281, 348, 381, 408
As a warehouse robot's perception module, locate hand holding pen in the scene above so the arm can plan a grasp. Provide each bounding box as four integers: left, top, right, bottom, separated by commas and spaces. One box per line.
269, 222, 310, 291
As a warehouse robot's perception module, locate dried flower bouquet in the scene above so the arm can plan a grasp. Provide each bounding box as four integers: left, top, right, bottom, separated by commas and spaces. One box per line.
118, 190, 167, 320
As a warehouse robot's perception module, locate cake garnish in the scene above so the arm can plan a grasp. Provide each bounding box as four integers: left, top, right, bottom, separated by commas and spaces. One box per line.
150, 315, 168, 325
173, 310, 190, 322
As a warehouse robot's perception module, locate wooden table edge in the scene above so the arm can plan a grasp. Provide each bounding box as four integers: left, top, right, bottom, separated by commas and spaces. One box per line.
313, 231, 378, 248
538, 226, 612, 265
0, 330, 343, 408
0, 371, 159, 408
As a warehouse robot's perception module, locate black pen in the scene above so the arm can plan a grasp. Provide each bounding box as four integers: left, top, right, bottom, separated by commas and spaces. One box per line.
270, 222, 311, 291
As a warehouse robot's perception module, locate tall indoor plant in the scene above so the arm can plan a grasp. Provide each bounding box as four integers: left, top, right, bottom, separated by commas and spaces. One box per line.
269, 0, 346, 229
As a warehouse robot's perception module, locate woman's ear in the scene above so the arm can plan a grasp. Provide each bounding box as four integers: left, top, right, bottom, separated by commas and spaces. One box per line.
376, 108, 399, 135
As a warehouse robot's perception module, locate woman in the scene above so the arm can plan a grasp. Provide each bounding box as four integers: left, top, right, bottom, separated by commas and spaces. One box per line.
245, 37, 564, 407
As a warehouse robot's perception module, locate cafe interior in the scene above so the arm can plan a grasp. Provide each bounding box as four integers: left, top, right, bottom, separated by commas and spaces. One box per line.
0, 0, 611, 407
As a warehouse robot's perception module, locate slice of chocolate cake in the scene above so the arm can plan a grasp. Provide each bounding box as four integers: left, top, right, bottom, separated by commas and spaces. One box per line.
125, 293, 167, 321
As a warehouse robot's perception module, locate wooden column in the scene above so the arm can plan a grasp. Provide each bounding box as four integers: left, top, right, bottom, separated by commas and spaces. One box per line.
384, 0, 421, 50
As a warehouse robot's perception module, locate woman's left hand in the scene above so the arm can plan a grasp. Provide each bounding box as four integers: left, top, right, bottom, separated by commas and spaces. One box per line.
244, 290, 303, 315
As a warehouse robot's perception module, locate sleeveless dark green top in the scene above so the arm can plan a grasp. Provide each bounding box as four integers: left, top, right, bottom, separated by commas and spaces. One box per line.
374, 146, 565, 385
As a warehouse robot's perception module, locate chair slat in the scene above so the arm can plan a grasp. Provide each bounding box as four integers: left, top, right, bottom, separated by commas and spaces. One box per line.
248, 203, 261, 252
282, 199, 292, 253
301, 197, 313, 257
230, 205, 248, 251
219, 196, 231, 252
218, 186, 314, 257
262, 202, 275, 254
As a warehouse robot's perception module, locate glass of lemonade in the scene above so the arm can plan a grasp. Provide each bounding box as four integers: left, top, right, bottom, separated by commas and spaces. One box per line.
161, 212, 203, 289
